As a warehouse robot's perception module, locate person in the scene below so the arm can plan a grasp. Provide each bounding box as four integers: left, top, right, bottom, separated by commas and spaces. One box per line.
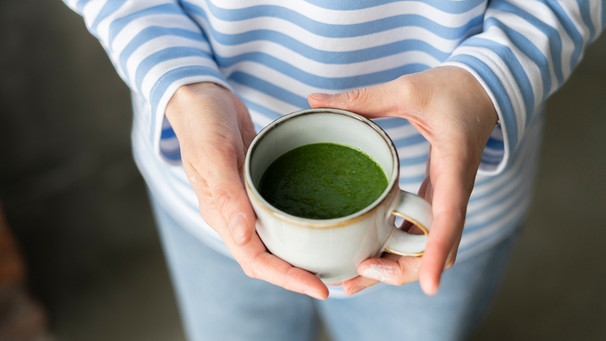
63, 1, 604, 340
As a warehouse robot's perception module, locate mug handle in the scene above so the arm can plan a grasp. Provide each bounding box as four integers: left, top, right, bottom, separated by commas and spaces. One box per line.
382, 191, 432, 256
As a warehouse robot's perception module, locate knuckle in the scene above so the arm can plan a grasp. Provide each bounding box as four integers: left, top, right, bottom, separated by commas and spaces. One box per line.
213, 188, 233, 210
241, 252, 267, 281
345, 88, 369, 105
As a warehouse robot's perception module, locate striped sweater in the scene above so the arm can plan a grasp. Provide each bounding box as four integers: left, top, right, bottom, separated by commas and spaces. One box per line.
64, 0, 604, 263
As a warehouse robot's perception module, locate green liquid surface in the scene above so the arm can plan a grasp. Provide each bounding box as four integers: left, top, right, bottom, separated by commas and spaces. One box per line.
258, 143, 388, 219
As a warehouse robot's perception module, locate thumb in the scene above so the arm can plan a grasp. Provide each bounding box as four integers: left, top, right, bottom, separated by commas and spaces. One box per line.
308, 84, 400, 118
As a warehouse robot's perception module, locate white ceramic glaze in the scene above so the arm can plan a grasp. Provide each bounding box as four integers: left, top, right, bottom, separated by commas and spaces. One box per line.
244, 109, 432, 284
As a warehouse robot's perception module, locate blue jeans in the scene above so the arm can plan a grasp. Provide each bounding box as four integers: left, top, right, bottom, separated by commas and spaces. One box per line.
151, 197, 518, 341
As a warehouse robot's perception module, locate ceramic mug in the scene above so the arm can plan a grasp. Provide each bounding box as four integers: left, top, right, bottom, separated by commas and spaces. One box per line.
244, 108, 432, 284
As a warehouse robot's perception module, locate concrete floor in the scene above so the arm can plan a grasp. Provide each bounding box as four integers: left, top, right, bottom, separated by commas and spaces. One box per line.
1, 2, 604, 340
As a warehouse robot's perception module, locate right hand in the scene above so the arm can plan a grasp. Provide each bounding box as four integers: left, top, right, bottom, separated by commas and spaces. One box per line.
165, 82, 329, 299
308, 66, 498, 296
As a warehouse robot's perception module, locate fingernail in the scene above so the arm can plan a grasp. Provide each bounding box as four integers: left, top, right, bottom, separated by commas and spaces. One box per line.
309, 93, 333, 102
229, 214, 248, 245
346, 285, 366, 296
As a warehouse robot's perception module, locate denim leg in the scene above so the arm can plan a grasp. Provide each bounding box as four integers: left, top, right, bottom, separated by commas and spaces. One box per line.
317, 232, 518, 341
150, 198, 320, 341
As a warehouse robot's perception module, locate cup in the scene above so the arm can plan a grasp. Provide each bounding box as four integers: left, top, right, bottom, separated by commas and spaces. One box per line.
244, 108, 432, 284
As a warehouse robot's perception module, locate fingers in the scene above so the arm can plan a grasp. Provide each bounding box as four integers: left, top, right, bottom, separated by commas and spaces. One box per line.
308, 83, 402, 118
341, 275, 380, 296
309, 84, 472, 296
417, 152, 468, 295
186, 150, 330, 300
342, 253, 422, 296
166, 83, 331, 299
182, 139, 254, 245
418, 214, 460, 295
299, 69, 494, 297
344, 235, 458, 297
188, 161, 330, 299
359, 257, 421, 285
353, 152, 467, 296
169, 83, 258, 245
221, 227, 330, 300
225, 213, 328, 298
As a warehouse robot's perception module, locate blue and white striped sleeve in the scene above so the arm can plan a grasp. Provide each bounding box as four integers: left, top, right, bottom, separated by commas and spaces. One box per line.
63, 0, 228, 151
443, 0, 604, 174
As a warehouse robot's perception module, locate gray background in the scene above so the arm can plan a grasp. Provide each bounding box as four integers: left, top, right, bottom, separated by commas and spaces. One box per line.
1, 2, 604, 340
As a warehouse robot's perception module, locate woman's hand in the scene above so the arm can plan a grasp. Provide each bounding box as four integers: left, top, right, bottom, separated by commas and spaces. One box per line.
166, 82, 329, 299
308, 66, 498, 296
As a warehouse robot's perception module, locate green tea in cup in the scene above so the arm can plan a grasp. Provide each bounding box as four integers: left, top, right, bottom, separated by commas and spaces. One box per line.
244, 108, 431, 283
258, 143, 388, 219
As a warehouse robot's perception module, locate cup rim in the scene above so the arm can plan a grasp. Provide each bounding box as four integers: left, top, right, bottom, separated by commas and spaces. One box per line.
244, 108, 400, 228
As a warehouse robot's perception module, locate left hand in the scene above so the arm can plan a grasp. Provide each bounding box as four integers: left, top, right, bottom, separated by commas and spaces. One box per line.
166, 83, 329, 300
308, 66, 498, 296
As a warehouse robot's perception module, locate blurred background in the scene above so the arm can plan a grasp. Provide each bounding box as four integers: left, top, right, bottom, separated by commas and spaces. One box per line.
0, 1, 604, 340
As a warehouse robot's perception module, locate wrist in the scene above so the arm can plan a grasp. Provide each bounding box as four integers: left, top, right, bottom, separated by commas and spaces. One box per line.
441, 65, 498, 127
